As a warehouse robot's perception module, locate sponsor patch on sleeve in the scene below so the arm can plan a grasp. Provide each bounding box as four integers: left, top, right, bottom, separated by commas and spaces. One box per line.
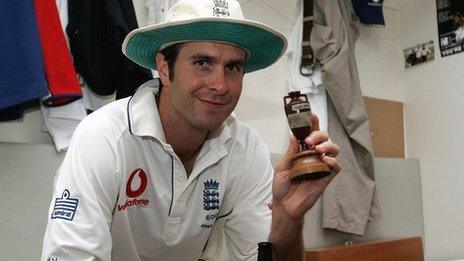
51, 189, 79, 221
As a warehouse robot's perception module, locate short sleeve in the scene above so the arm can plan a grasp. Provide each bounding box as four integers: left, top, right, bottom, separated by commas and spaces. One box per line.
41, 117, 120, 261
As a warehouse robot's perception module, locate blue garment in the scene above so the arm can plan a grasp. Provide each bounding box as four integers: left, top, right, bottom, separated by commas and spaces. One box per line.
351, 0, 385, 25
0, 0, 49, 110
0, 103, 25, 122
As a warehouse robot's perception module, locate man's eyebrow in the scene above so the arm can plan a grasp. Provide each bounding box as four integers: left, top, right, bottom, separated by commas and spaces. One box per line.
227, 59, 245, 68
189, 54, 245, 66
190, 54, 214, 61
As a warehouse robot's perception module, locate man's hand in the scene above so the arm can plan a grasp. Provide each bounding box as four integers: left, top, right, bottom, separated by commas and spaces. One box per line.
268, 114, 341, 260
273, 114, 341, 220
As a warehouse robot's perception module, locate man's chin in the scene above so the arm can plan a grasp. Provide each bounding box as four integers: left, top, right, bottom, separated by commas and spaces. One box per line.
199, 121, 223, 131
196, 117, 228, 132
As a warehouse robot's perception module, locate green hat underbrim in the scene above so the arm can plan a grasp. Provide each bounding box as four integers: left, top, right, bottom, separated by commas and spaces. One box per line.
122, 19, 287, 73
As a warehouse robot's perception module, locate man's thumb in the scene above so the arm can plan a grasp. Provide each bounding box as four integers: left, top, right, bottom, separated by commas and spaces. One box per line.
275, 135, 299, 172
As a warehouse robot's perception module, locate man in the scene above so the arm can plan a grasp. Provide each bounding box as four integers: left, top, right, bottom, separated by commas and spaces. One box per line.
420, 44, 430, 63
42, 0, 341, 260
453, 13, 464, 45
406, 48, 417, 67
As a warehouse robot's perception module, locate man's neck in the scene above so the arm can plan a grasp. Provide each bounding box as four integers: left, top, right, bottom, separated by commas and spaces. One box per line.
165, 122, 207, 175
157, 93, 209, 175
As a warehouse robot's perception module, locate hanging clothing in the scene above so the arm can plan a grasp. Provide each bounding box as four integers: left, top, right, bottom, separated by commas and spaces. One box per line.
67, 0, 153, 99
34, 0, 82, 107
351, 0, 385, 25
0, 104, 27, 122
145, 0, 178, 25
41, 97, 88, 152
37, 0, 89, 152
143, 0, 179, 78
285, 0, 319, 95
80, 77, 116, 114
285, 0, 328, 133
311, 0, 378, 236
41, 81, 116, 152
56, 0, 70, 46
0, 0, 48, 111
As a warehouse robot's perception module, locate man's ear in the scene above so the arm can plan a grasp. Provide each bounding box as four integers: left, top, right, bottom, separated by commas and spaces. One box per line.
156, 53, 170, 86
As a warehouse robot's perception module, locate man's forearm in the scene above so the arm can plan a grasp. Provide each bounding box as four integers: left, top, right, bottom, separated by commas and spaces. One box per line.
268, 204, 306, 261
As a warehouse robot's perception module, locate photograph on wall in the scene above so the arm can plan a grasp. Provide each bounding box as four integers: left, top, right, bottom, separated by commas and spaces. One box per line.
437, 0, 464, 57
404, 41, 435, 68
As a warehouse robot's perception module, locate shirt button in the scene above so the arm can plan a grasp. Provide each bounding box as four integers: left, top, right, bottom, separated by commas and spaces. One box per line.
169, 217, 182, 224
176, 173, 186, 182
178, 194, 187, 203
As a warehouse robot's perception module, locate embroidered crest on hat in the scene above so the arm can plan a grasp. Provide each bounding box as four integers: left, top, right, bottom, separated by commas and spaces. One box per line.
212, 0, 230, 17
51, 189, 79, 221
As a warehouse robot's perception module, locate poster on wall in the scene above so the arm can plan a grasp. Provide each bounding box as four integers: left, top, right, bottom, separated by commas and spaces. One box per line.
437, 0, 464, 57
403, 41, 435, 68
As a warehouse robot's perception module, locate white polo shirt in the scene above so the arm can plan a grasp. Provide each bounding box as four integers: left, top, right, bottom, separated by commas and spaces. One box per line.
41, 80, 274, 261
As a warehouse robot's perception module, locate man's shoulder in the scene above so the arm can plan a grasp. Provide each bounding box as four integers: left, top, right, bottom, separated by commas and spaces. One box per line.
74, 98, 131, 142
224, 116, 268, 155
225, 116, 261, 140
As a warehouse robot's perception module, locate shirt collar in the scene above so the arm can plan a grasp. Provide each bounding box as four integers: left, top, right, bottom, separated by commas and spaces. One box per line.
127, 79, 166, 142
127, 79, 232, 147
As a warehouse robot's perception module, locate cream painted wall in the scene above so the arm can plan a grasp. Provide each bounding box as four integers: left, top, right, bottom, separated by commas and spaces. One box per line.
399, 0, 464, 260
0, 109, 52, 144
355, 5, 405, 101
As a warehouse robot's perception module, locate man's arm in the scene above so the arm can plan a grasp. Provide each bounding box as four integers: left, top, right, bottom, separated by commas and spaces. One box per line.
269, 115, 341, 261
268, 203, 305, 260
42, 117, 118, 261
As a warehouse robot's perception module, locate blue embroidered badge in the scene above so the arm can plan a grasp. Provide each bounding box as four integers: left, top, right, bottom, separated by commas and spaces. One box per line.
203, 179, 220, 211
51, 189, 79, 221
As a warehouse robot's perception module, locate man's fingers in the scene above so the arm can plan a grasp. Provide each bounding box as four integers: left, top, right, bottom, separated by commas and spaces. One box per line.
321, 156, 342, 173
305, 131, 329, 147
315, 141, 340, 157
285, 135, 299, 158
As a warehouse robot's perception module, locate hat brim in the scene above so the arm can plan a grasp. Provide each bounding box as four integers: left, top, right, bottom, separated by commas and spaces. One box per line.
122, 18, 287, 73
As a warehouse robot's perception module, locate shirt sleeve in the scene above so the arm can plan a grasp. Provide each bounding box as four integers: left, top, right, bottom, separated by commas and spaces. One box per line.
41, 117, 120, 261
201, 134, 274, 260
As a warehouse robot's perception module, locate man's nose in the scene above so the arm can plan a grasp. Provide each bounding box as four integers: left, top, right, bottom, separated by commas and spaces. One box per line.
208, 70, 228, 95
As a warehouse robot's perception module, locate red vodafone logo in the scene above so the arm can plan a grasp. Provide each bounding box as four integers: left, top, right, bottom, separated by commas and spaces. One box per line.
126, 168, 148, 198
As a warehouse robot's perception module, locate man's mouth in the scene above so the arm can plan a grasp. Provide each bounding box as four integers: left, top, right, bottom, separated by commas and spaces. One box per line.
198, 98, 227, 108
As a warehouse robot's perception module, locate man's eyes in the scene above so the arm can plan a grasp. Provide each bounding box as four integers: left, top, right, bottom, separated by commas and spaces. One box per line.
193, 59, 243, 74
226, 64, 244, 74
194, 59, 211, 68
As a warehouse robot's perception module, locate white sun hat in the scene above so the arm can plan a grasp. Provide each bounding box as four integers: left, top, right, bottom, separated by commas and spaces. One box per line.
122, 0, 288, 73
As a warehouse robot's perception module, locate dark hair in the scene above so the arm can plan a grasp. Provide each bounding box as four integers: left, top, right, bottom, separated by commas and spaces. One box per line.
159, 43, 183, 81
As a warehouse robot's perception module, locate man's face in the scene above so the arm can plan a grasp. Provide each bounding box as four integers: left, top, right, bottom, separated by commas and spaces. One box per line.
453, 15, 461, 25
157, 42, 246, 132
